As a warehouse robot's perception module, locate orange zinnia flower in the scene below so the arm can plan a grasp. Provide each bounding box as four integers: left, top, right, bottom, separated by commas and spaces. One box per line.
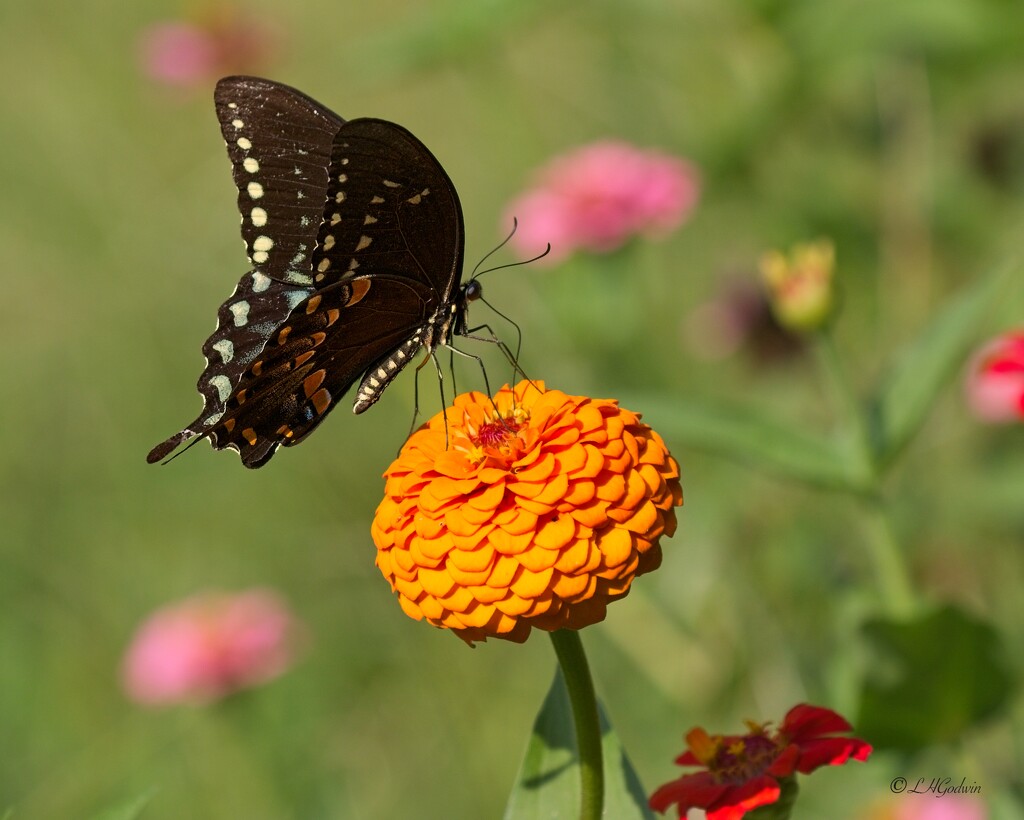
371, 381, 682, 644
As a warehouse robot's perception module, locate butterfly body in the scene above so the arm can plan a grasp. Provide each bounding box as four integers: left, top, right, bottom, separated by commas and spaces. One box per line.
148, 76, 475, 468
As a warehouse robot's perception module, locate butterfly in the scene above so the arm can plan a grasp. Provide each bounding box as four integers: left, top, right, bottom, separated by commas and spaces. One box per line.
148, 76, 484, 469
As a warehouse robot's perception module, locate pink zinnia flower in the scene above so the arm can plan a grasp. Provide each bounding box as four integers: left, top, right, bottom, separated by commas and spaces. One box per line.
965, 330, 1024, 422
866, 794, 988, 820
504, 140, 700, 263
139, 13, 274, 89
121, 589, 302, 705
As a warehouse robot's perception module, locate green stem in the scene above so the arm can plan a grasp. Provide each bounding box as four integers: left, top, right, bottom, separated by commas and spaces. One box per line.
814, 330, 917, 616
813, 330, 875, 486
862, 495, 916, 617
549, 629, 604, 820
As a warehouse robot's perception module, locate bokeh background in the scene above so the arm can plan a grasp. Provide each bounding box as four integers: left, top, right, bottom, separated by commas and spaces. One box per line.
2, 1, 1023, 817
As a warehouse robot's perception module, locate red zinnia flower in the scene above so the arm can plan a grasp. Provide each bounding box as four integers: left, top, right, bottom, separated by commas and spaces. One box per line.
650, 704, 872, 820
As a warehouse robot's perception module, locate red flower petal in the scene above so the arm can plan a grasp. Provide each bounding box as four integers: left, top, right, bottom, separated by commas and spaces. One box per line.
649, 770, 728, 814
794, 737, 872, 773
780, 703, 852, 741
705, 775, 780, 820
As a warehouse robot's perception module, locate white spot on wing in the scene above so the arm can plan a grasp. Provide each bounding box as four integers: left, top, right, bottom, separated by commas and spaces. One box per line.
284, 289, 308, 308
253, 235, 274, 252
237, 137, 252, 150
231, 119, 244, 129
209, 375, 232, 402
356, 235, 372, 251
247, 181, 264, 199
243, 157, 259, 173
213, 339, 235, 363
230, 302, 250, 326
251, 272, 271, 292
253, 251, 269, 264
251, 207, 267, 227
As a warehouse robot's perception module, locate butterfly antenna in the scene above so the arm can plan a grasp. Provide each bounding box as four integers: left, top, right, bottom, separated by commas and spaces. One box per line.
470, 217, 520, 280
472, 243, 552, 280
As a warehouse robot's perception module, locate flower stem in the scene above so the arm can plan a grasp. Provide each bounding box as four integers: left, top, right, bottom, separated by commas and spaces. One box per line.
813, 330, 875, 486
814, 330, 917, 616
862, 495, 917, 617
549, 629, 604, 820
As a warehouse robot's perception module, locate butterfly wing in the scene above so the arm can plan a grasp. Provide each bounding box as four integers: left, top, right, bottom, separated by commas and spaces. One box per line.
150, 79, 466, 468
215, 75, 344, 284
307, 118, 465, 298
198, 274, 435, 468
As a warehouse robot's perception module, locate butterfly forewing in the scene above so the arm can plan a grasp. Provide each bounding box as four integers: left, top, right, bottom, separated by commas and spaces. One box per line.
215, 76, 344, 285
309, 119, 465, 297
150, 77, 467, 468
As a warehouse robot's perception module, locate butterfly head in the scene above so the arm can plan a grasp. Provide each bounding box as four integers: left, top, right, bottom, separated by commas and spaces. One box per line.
462, 278, 483, 304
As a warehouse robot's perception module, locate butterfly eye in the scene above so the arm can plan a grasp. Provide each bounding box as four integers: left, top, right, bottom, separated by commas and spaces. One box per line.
463, 280, 483, 302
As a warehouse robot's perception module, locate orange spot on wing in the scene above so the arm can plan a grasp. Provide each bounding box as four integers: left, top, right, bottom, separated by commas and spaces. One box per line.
235, 388, 248, 404
305, 294, 322, 314
326, 308, 340, 326
348, 278, 371, 306
242, 427, 258, 445
251, 360, 263, 376
303, 369, 326, 398
310, 332, 327, 346
293, 350, 315, 368
312, 387, 332, 415
224, 418, 236, 432
277, 326, 292, 345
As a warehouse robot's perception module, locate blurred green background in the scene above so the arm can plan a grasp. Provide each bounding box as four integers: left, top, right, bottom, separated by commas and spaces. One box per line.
2, 0, 1023, 817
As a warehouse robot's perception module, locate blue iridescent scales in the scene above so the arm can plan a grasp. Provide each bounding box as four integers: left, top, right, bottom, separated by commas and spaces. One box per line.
147, 76, 474, 468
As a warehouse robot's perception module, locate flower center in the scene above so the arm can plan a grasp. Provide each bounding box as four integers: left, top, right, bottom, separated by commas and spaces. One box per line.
709, 733, 781, 784
464, 409, 529, 467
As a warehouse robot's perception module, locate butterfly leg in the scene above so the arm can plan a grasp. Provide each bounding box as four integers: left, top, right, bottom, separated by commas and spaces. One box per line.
428, 350, 452, 447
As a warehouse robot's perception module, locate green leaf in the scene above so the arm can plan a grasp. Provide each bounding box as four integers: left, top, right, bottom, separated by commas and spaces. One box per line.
504, 669, 654, 820
626, 394, 862, 490
857, 605, 1014, 753
88, 790, 156, 820
871, 261, 1014, 466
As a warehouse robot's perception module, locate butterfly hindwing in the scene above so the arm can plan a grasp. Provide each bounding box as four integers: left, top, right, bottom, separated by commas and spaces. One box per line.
146, 271, 313, 463
201, 274, 433, 467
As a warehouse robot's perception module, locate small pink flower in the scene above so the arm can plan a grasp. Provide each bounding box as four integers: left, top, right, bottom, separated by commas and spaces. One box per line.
504, 141, 700, 263
122, 589, 302, 705
139, 13, 274, 89
965, 330, 1024, 422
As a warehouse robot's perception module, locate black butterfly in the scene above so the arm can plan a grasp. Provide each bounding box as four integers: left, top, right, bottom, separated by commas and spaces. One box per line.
148, 76, 485, 469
